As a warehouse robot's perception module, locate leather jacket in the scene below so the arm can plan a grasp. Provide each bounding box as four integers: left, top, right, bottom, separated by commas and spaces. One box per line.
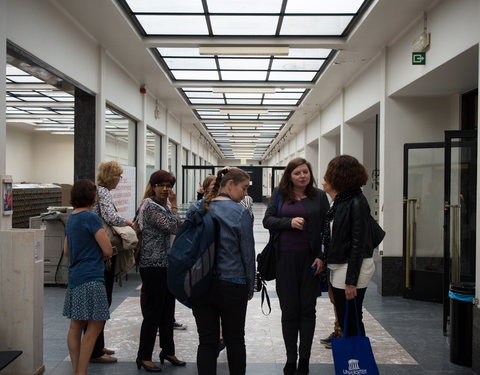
326, 192, 372, 286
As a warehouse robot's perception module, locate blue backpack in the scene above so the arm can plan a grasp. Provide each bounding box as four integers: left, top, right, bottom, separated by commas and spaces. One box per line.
167, 200, 217, 307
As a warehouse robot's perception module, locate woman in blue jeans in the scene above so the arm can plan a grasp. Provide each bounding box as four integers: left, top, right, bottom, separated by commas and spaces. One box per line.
191, 167, 255, 375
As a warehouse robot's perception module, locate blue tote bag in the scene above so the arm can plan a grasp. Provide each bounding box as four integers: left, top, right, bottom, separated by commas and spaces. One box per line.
331, 299, 379, 375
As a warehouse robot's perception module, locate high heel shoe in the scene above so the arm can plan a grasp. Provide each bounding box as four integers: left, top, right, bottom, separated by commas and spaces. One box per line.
296, 358, 309, 374
136, 358, 162, 372
159, 351, 186, 366
283, 361, 296, 375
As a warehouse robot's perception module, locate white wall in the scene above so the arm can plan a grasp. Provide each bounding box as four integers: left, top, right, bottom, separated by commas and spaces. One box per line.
6, 127, 74, 184
382, 96, 459, 257
6, 126, 33, 183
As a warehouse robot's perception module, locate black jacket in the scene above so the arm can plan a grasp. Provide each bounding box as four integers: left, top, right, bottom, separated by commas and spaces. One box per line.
263, 187, 330, 260
326, 192, 372, 286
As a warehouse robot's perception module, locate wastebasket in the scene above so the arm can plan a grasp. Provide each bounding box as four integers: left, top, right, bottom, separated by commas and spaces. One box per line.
449, 282, 475, 366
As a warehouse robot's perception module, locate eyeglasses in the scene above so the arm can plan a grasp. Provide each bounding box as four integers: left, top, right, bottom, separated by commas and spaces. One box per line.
117, 175, 123, 179
154, 183, 172, 189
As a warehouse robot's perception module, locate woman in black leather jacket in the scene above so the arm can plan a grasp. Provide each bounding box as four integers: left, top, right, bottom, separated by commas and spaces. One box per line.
322, 155, 374, 338
263, 158, 329, 375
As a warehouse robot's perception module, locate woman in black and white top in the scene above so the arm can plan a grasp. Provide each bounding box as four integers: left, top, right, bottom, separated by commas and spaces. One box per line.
136, 170, 185, 372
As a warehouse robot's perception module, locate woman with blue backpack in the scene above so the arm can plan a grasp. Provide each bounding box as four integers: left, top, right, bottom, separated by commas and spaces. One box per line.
191, 167, 255, 375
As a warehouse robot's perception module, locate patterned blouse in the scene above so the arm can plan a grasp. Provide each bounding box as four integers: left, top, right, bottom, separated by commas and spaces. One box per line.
92, 185, 127, 226
138, 198, 181, 268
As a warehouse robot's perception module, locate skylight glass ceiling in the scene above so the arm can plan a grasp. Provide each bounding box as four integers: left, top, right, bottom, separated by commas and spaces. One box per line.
117, 0, 372, 159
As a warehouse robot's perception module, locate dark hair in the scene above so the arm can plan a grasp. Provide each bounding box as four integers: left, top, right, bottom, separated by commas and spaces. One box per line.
324, 155, 368, 193
278, 157, 317, 203
205, 167, 250, 203
70, 179, 97, 208
145, 170, 176, 197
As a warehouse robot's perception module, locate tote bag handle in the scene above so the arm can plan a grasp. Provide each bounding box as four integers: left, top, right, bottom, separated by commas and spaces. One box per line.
342, 299, 362, 338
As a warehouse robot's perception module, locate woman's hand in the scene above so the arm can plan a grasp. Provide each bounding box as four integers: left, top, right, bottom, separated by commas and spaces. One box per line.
345, 285, 357, 300
291, 217, 305, 230
311, 258, 324, 275
125, 219, 134, 227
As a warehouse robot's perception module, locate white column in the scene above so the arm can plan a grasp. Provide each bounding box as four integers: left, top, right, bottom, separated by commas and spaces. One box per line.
136, 94, 147, 204
95, 47, 106, 166
0, 0, 6, 177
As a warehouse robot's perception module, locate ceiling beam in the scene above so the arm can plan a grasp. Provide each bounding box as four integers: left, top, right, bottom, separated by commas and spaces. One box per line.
172, 81, 314, 89
144, 36, 345, 49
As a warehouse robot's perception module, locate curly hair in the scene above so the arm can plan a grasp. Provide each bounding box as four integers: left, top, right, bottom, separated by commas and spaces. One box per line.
278, 157, 317, 203
96, 161, 123, 189
324, 155, 368, 193
70, 179, 97, 208
205, 167, 250, 203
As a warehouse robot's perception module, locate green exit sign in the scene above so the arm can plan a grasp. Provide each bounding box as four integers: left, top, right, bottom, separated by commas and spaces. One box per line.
412, 52, 426, 65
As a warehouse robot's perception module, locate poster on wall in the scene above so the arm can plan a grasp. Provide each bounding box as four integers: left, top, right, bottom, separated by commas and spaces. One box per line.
2, 176, 13, 215
111, 165, 136, 221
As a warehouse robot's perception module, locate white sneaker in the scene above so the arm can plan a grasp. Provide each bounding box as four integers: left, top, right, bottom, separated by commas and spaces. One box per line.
173, 322, 187, 330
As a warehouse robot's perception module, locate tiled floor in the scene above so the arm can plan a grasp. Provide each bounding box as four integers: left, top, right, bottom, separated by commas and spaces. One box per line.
43, 204, 475, 374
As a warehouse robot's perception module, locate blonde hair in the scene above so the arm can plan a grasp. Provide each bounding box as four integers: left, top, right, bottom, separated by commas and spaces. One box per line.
96, 161, 123, 189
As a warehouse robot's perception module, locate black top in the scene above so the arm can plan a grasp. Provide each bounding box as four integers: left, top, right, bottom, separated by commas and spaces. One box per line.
263, 187, 330, 261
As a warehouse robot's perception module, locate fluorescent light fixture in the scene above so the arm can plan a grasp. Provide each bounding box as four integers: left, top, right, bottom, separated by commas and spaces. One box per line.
213, 87, 276, 94
220, 109, 268, 115
199, 45, 289, 56
34, 127, 73, 131
51, 131, 74, 135
224, 122, 263, 128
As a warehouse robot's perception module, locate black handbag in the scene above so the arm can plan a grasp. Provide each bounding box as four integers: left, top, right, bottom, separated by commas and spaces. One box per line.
257, 193, 281, 281
257, 239, 276, 281
369, 215, 385, 249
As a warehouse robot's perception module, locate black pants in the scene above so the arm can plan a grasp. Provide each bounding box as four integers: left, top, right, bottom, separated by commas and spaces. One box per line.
91, 255, 116, 358
137, 267, 175, 361
331, 286, 367, 337
192, 280, 248, 375
276, 251, 318, 363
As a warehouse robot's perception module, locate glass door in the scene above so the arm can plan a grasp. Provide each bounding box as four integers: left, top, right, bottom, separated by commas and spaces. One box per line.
443, 130, 477, 333
403, 143, 445, 303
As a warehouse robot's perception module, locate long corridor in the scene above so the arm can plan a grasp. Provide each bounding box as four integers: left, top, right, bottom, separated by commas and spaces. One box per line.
43, 203, 474, 375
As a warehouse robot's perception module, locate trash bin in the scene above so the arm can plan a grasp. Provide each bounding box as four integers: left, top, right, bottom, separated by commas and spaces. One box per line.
449, 282, 475, 366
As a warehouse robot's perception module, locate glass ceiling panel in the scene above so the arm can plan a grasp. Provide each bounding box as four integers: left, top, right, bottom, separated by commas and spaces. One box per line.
263, 99, 299, 105
288, 49, 332, 58
157, 48, 201, 57
164, 58, 217, 70
171, 70, 219, 80
206, 0, 283, 13
126, 0, 203, 12
285, 0, 365, 13
271, 59, 323, 71
280, 16, 353, 36
221, 71, 267, 81
210, 16, 278, 35
138, 15, 208, 35
190, 98, 226, 104
265, 92, 303, 99
269, 71, 317, 81
224, 93, 263, 99
184, 91, 224, 99
218, 58, 270, 70
225, 99, 262, 105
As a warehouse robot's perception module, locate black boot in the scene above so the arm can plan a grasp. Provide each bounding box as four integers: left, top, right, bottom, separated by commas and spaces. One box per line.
296, 358, 309, 375
283, 361, 296, 375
